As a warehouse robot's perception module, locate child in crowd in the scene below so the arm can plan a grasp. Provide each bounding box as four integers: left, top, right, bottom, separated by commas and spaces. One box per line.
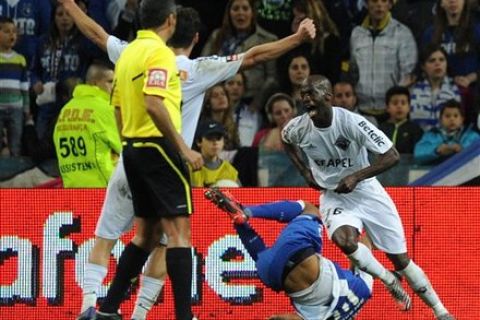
414, 100, 480, 165
380, 86, 423, 154
0, 16, 29, 157
190, 120, 239, 187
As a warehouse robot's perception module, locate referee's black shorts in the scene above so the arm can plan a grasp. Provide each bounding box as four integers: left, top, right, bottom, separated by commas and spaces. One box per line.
122, 137, 192, 218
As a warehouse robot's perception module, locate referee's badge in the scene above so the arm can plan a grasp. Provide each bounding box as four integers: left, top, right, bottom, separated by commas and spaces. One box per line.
147, 69, 168, 88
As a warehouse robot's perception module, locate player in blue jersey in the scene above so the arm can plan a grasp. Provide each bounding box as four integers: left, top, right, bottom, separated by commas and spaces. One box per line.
204, 188, 373, 320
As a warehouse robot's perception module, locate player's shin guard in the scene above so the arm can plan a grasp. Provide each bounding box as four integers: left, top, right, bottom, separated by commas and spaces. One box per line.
245, 201, 304, 222
400, 260, 448, 317
234, 223, 267, 261
131, 276, 165, 320
167, 248, 193, 320
99, 243, 150, 314
81, 263, 107, 312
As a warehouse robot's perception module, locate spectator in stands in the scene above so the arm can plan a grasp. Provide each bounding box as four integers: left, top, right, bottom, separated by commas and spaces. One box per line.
349, 0, 417, 123
414, 100, 480, 165
256, 0, 293, 38
0, 16, 29, 157
191, 120, 239, 187
290, 0, 341, 84
225, 71, 263, 147
0, 77, 81, 188
253, 93, 305, 186
113, 0, 140, 42
275, 50, 311, 114
201, 83, 240, 151
410, 44, 461, 131
422, 0, 479, 88
53, 63, 121, 188
31, 3, 88, 139
333, 80, 378, 127
323, 0, 367, 61
391, 0, 436, 44
378, 85, 424, 186
0, 0, 51, 66
422, 0, 480, 125
380, 86, 423, 154
201, 0, 278, 103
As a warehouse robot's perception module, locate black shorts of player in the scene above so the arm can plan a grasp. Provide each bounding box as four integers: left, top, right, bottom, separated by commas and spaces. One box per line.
123, 137, 192, 218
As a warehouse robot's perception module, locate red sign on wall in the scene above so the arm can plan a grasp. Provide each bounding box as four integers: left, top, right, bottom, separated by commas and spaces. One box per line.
0, 188, 478, 319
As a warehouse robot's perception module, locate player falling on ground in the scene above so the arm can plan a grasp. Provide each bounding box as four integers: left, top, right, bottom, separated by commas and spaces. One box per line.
281, 75, 454, 320
204, 187, 374, 320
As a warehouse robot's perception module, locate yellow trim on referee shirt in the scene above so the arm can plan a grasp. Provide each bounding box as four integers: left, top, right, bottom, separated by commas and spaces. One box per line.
132, 142, 192, 214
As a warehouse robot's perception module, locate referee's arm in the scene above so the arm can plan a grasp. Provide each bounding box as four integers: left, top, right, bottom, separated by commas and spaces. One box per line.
144, 95, 203, 170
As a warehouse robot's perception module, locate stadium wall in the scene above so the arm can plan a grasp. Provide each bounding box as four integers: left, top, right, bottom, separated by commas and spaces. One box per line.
0, 188, 479, 320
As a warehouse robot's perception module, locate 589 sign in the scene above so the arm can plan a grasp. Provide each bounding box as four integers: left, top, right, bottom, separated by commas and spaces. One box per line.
58, 136, 87, 158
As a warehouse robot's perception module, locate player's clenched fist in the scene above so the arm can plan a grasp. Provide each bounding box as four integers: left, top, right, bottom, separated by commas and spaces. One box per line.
296, 18, 316, 41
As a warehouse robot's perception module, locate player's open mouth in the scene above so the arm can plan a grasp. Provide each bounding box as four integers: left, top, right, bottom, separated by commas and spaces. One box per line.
305, 105, 317, 117
308, 109, 318, 117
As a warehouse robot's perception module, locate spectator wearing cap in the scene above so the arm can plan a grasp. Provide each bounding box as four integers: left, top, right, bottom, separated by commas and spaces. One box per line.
190, 120, 240, 187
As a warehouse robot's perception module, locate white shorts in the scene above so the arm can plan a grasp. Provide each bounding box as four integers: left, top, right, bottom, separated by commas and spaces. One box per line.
95, 157, 168, 245
95, 158, 134, 240
319, 178, 407, 254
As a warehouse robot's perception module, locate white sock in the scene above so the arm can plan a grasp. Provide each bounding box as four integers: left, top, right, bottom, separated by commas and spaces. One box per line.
81, 262, 108, 313
400, 260, 448, 317
348, 243, 394, 284
131, 276, 165, 320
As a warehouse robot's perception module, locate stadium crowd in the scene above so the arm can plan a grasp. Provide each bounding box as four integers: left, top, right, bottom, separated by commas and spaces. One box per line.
1, 0, 480, 187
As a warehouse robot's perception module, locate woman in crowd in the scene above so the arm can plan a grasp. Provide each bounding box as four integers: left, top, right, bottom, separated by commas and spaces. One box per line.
31, 3, 87, 138
276, 51, 311, 114
410, 44, 462, 131
422, 0, 480, 124
224, 71, 263, 147
253, 93, 305, 187
200, 84, 240, 151
201, 0, 278, 103
290, 0, 341, 83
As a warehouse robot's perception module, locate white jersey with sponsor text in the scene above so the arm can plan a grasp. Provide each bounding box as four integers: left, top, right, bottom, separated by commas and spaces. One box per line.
282, 107, 392, 190
106, 35, 243, 147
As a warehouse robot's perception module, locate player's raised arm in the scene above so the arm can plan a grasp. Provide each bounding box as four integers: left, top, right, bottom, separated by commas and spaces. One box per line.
59, 0, 109, 51
240, 18, 316, 70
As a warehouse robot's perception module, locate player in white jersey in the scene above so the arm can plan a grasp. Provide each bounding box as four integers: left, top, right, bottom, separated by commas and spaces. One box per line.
58, 1, 316, 319
281, 75, 454, 320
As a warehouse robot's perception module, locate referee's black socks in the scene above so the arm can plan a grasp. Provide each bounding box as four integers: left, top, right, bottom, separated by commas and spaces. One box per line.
99, 242, 150, 314
167, 247, 193, 320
